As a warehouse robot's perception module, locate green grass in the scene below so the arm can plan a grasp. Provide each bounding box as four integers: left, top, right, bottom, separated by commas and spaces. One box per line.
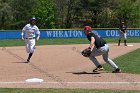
103, 48, 140, 74
0, 88, 139, 93
0, 37, 140, 47
0, 38, 89, 47
104, 37, 140, 43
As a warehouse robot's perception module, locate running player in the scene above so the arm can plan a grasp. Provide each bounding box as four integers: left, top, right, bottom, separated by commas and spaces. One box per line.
21, 17, 40, 63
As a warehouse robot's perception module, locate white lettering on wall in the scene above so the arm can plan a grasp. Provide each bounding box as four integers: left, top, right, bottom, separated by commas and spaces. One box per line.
106, 30, 119, 37
128, 30, 140, 36
46, 31, 52, 37
45, 29, 140, 38
46, 30, 83, 38
53, 31, 58, 37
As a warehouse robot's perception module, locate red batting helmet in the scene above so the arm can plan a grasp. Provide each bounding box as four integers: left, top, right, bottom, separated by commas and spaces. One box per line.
84, 26, 92, 31
84, 26, 92, 35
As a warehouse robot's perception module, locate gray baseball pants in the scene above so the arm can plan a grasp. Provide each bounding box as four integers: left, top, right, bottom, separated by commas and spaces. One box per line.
89, 44, 118, 70
119, 31, 127, 40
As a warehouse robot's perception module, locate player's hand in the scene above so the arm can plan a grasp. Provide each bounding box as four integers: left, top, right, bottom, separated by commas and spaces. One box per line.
21, 37, 24, 41
36, 37, 39, 41
120, 31, 123, 34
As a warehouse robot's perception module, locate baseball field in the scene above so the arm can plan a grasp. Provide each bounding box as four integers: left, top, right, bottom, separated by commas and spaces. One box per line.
0, 38, 140, 93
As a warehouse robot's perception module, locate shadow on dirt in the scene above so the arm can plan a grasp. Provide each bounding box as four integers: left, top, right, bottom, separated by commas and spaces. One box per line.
12, 62, 29, 64
66, 71, 100, 74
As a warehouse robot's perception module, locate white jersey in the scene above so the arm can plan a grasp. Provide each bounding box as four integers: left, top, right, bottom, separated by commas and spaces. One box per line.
22, 24, 40, 38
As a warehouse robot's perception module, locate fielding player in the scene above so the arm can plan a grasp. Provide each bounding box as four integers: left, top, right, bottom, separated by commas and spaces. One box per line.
82, 26, 121, 73
118, 21, 127, 46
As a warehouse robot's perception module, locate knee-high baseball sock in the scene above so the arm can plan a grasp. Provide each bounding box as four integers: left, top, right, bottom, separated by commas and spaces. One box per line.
124, 40, 127, 46
27, 53, 33, 62
106, 58, 118, 70
118, 39, 121, 46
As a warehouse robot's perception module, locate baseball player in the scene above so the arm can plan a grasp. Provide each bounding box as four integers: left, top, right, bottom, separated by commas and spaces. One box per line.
83, 26, 121, 73
21, 17, 40, 63
118, 21, 127, 46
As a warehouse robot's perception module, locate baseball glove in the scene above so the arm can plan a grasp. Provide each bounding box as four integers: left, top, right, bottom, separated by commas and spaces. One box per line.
81, 48, 91, 57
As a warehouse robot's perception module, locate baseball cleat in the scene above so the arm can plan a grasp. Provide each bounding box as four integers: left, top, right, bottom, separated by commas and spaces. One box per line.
112, 68, 121, 73
118, 43, 120, 46
93, 66, 104, 72
25, 59, 30, 63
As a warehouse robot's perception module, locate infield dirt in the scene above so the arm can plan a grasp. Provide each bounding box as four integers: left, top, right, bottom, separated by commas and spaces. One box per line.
0, 43, 140, 90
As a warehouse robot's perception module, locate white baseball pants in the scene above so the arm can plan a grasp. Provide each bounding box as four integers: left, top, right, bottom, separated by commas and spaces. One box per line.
25, 39, 35, 53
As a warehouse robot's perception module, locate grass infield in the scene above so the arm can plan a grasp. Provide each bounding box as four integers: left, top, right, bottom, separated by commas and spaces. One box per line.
0, 88, 140, 93
0, 37, 140, 47
103, 48, 140, 74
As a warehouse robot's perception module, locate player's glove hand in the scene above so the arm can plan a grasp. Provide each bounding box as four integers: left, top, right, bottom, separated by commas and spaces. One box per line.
81, 47, 91, 57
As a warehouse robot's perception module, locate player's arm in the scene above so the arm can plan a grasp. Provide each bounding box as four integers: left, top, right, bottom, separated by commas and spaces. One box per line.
119, 30, 124, 33
21, 26, 26, 40
88, 37, 95, 49
119, 27, 124, 33
36, 27, 40, 41
36, 33, 40, 41
119, 25, 124, 33
125, 25, 128, 33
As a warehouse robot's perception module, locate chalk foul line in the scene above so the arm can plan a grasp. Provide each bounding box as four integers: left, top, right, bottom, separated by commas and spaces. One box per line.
0, 81, 140, 84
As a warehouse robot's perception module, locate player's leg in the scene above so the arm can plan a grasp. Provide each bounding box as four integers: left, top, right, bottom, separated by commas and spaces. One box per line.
102, 44, 121, 73
118, 31, 123, 46
124, 33, 127, 46
89, 47, 104, 72
103, 53, 119, 70
27, 52, 33, 62
118, 39, 121, 46
27, 39, 35, 62
25, 39, 30, 53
